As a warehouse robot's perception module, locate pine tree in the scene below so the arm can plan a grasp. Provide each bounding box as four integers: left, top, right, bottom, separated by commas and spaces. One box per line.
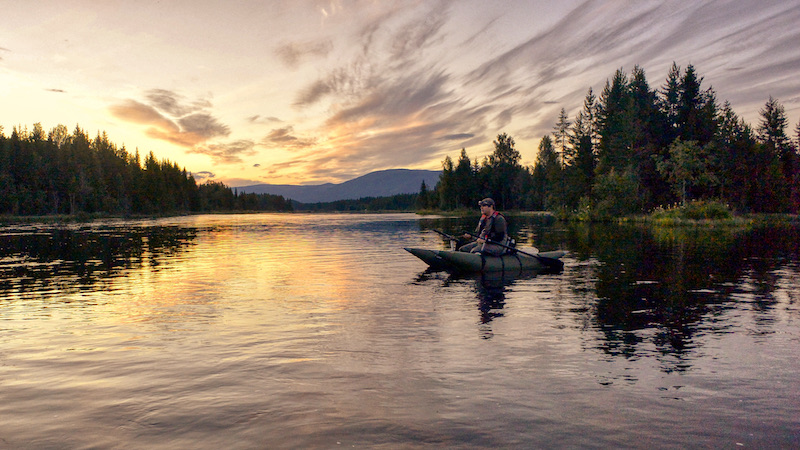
596, 69, 631, 175
453, 148, 476, 208
757, 97, 792, 154
757, 97, 796, 211
553, 108, 572, 166
437, 156, 456, 210
416, 180, 430, 210
659, 63, 682, 141
627, 66, 670, 208
485, 133, 524, 210
677, 64, 717, 145
532, 135, 561, 210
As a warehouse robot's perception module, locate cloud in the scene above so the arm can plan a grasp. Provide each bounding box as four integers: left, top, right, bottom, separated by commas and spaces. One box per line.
178, 113, 230, 139
283, 2, 526, 181
145, 89, 210, 117
191, 171, 216, 183
110, 89, 229, 148
45, 88, 66, 93
294, 62, 377, 107
442, 133, 474, 141
274, 39, 333, 69
247, 115, 282, 124
188, 139, 256, 165
261, 126, 317, 150
388, 9, 448, 63
110, 99, 178, 133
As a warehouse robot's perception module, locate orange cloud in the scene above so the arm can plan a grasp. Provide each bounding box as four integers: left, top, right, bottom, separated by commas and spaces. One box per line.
109, 93, 230, 149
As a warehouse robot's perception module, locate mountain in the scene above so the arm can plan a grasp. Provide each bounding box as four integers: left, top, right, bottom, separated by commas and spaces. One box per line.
235, 169, 441, 203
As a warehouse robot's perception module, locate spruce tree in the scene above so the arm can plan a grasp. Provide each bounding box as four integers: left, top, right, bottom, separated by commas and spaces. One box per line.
596, 69, 631, 175
532, 135, 561, 210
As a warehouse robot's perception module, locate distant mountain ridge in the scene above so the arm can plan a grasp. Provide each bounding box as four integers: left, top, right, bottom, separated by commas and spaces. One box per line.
236, 169, 441, 203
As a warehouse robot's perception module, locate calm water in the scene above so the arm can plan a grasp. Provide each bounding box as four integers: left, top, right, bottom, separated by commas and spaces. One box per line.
1, 213, 798, 449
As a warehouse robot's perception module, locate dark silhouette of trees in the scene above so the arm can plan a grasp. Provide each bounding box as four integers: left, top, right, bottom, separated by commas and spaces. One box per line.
425, 63, 799, 216
0, 124, 292, 216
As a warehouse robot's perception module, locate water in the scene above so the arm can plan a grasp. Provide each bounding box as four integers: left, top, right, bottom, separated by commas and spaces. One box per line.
1, 213, 798, 449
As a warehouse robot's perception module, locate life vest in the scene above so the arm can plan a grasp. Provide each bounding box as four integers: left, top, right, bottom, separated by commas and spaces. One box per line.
476, 211, 506, 243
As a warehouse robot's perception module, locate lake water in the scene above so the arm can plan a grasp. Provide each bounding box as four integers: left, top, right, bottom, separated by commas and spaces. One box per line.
1, 213, 798, 449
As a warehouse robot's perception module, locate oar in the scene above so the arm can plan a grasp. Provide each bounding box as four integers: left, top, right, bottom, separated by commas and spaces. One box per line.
432, 229, 464, 251
432, 229, 461, 242
463, 231, 563, 271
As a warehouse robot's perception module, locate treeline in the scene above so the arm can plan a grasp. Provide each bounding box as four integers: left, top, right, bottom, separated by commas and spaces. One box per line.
422, 63, 800, 217
297, 193, 417, 212
0, 124, 293, 216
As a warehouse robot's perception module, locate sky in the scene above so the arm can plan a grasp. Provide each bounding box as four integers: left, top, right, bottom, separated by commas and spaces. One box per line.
2, 0, 799, 187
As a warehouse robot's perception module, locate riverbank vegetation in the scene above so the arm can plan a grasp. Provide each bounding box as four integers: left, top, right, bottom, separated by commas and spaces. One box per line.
0, 124, 293, 216
420, 63, 800, 221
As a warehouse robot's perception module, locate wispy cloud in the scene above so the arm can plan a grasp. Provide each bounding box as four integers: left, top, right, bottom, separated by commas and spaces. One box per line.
284, 1, 490, 180
188, 139, 256, 165
145, 89, 210, 117
262, 126, 317, 150
247, 115, 282, 124
274, 39, 333, 69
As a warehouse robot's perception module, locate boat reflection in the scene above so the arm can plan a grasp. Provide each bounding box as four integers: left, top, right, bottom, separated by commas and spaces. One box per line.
414, 267, 548, 339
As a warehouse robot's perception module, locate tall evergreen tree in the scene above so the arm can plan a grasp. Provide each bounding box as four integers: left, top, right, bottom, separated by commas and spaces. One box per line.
437, 155, 457, 210
677, 64, 717, 145
659, 62, 682, 144
715, 102, 754, 209
485, 133, 523, 210
532, 135, 561, 210
627, 65, 670, 208
596, 69, 631, 175
566, 112, 596, 208
453, 148, 477, 208
553, 108, 572, 166
757, 96, 792, 155
757, 97, 796, 211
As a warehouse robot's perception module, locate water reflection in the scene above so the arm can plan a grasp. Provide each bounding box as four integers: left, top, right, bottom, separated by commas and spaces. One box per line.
0, 223, 197, 300
1, 213, 798, 447
413, 268, 555, 339
565, 221, 800, 373
418, 214, 799, 372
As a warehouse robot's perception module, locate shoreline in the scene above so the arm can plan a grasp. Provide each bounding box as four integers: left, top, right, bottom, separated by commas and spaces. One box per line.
2, 209, 798, 227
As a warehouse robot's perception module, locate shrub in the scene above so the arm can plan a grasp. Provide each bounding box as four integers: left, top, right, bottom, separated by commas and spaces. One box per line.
651, 200, 732, 221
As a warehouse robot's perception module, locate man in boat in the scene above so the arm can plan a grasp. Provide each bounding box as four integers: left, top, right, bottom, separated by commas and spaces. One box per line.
459, 198, 509, 256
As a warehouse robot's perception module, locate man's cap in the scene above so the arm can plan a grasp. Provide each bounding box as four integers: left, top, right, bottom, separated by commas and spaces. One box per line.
478, 198, 495, 207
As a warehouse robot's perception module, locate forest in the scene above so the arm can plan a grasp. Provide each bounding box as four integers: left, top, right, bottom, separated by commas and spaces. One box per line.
0, 124, 293, 216
421, 63, 800, 218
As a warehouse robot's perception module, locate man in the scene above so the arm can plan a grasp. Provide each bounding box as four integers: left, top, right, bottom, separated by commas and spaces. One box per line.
459, 198, 509, 256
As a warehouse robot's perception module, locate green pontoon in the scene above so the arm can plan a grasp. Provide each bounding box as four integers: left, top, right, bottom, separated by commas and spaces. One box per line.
405, 247, 566, 273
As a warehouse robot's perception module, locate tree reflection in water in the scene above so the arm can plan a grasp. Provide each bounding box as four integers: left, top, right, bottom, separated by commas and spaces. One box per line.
0, 223, 197, 300
567, 221, 800, 373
